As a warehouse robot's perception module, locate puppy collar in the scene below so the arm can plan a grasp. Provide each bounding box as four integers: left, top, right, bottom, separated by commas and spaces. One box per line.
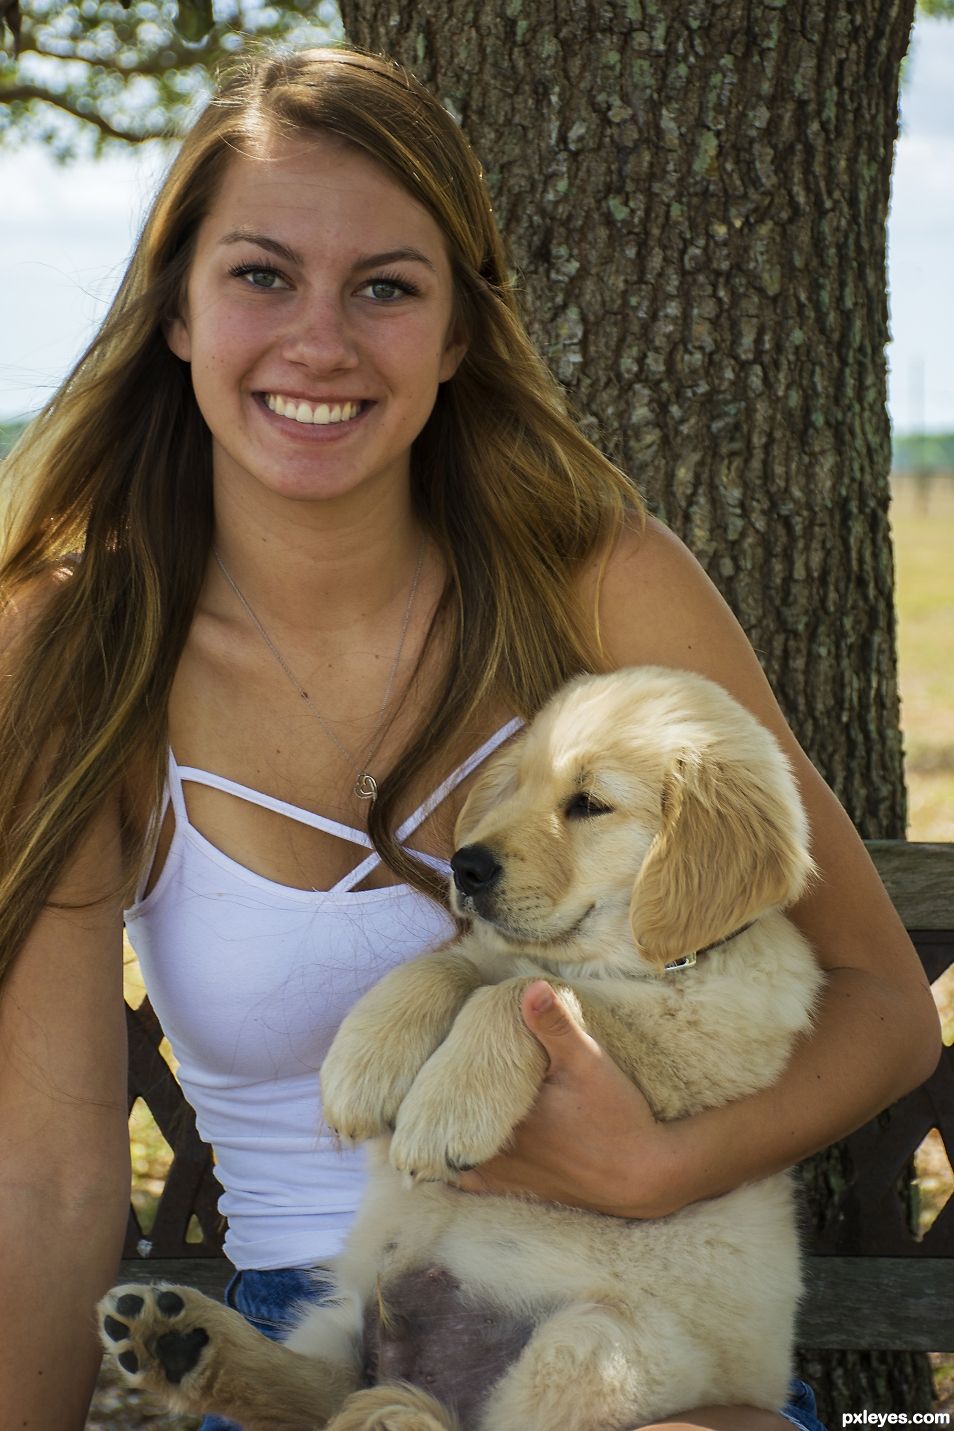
663, 919, 757, 972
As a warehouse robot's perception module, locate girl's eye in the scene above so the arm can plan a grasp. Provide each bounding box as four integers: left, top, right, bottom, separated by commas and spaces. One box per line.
358, 275, 420, 302
228, 263, 289, 290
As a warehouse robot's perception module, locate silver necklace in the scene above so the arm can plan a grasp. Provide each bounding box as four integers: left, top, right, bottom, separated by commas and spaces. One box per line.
213, 540, 425, 804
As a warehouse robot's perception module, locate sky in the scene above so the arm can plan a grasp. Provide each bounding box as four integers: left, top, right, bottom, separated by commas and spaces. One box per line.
0, 14, 952, 433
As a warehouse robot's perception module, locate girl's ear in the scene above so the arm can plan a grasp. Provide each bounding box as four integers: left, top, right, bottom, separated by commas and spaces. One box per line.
438, 317, 469, 383
165, 314, 192, 363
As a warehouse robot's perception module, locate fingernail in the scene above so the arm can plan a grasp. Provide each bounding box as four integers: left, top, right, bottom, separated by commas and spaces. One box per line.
530, 984, 554, 1013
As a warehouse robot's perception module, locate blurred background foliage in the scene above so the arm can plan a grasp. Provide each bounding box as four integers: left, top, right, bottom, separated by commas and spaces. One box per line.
0, 0, 341, 158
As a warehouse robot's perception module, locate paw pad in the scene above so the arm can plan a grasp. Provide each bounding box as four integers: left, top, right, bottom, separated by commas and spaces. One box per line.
98, 1283, 211, 1390
155, 1326, 210, 1384
102, 1315, 128, 1342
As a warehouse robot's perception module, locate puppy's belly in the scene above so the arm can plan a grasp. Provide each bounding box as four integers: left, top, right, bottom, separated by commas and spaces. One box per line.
364, 1265, 536, 1427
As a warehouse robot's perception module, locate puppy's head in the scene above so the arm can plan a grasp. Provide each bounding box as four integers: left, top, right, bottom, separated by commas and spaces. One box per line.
451, 667, 814, 972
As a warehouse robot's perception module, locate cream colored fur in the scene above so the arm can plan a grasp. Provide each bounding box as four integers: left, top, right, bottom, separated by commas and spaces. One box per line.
100, 666, 822, 1431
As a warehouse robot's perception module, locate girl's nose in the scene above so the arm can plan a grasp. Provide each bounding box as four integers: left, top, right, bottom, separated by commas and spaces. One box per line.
280, 296, 359, 372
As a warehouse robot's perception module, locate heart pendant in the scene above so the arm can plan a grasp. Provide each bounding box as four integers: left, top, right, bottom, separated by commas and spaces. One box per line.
354, 772, 378, 802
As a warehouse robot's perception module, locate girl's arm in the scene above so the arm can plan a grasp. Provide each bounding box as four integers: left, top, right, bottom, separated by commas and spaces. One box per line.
0, 791, 131, 1430
457, 517, 941, 1214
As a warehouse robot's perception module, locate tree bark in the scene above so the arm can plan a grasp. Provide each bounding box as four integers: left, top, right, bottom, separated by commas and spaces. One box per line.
340, 0, 929, 1417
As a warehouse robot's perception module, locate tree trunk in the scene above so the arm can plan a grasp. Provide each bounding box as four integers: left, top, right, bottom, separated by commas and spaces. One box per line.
340, 0, 929, 1417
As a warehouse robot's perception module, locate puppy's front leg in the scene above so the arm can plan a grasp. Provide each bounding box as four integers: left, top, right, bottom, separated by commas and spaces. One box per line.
389, 978, 581, 1182
321, 949, 484, 1143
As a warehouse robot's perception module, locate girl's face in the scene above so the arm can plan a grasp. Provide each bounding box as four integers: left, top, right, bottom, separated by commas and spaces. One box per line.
168, 131, 467, 517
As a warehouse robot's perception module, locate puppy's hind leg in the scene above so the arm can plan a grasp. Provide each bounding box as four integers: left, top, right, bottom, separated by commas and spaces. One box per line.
325, 1382, 458, 1431
98, 1282, 361, 1430
478, 1302, 711, 1431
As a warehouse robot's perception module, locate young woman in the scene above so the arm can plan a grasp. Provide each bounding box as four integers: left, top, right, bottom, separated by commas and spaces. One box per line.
0, 47, 939, 1431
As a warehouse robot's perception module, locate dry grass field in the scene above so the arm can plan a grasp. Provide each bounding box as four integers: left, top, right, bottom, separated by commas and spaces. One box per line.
86, 479, 954, 1426
892, 473, 954, 846
891, 472, 954, 1413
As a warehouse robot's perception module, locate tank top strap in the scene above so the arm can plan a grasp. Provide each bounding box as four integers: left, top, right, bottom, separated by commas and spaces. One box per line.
169, 752, 373, 849
329, 846, 451, 896
394, 717, 525, 844
165, 748, 190, 827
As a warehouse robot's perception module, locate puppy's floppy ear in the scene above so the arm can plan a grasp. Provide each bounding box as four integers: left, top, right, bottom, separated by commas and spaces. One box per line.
454, 738, 524, 846
629, 748, 813, 965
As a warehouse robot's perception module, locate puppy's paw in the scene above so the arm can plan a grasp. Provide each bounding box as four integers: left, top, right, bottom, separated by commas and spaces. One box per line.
389, 1073, 521, 1183
97, 1283, 217, 1408
320, 1038, 410, 1145
325, 1382, 457, 1430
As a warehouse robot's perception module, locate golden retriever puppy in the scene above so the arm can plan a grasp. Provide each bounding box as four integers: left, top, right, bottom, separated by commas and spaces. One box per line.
99, 666, 821, 1431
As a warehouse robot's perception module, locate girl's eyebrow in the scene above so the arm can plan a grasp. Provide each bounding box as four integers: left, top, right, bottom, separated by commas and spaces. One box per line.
218, 231, 436, 273
354, 247, 437, 273
220, 231, 304, 264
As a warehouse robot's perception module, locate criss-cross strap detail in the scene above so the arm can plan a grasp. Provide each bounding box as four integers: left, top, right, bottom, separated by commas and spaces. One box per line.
167, 715, 524, 895
338, 717, 524, 892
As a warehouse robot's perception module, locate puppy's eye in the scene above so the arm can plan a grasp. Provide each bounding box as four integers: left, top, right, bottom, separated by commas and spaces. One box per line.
564, 792, 614, 820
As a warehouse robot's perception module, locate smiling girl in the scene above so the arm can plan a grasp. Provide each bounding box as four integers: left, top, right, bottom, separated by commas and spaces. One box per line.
0, 47, 939, 1431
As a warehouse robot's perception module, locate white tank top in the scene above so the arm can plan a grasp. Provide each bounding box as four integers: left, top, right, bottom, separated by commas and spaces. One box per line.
124, 719, 521, 1271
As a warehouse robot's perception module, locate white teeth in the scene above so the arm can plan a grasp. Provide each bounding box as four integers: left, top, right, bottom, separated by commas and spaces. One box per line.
265, 395, 362, 425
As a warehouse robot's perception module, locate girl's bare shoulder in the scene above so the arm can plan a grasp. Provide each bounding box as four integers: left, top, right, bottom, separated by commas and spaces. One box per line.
580, 512, 766, 695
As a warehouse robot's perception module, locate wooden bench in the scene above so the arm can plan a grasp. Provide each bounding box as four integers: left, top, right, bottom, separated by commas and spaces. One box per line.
119, 841, 954, 1353
797, 841, 954, 1353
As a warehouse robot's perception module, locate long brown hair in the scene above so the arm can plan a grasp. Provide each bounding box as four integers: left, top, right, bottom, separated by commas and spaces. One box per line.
0, 46, 641, 986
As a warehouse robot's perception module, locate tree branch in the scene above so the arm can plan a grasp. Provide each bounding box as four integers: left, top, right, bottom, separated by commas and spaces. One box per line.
0, 83, 167, 141
22, 34, 214, 77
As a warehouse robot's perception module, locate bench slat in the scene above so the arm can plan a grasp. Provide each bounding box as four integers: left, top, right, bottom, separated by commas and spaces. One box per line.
867, 841, 954, 929
115, 1255, 954, 1351
118, 1257, 232, 1301
799, 1256, 954, 1350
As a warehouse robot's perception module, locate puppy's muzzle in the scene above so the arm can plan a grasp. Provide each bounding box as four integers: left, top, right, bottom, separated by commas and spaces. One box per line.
451, 843, 502, 911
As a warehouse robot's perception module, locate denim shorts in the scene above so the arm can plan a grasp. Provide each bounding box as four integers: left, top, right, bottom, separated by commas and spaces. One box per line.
782, 1378, 828, 1431
198, 1266, 827, 1431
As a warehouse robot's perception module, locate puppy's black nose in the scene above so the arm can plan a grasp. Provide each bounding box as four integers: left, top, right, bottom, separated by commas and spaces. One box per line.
451, 843, 502, 896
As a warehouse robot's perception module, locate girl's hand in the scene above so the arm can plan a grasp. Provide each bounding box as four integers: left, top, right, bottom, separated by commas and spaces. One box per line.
454, 981, 679, 1218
